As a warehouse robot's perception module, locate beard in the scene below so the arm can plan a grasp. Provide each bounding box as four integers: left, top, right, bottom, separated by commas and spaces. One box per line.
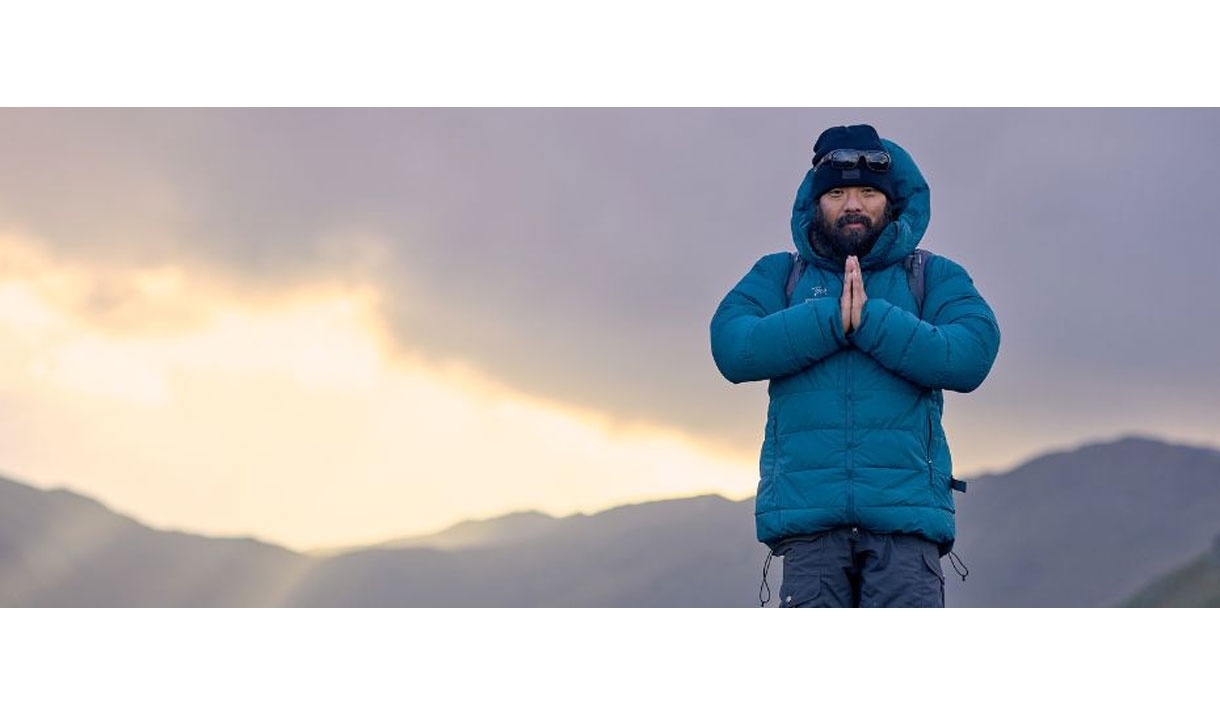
812, 210, 890, 264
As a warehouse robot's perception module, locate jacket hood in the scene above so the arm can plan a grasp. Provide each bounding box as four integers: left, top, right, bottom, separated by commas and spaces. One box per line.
790, 137, 930, 271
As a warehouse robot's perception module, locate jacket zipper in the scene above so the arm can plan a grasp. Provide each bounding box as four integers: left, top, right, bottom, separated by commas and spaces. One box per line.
765, 413, 779, 512
926, 398, 935, 485
846, 349, 856, 522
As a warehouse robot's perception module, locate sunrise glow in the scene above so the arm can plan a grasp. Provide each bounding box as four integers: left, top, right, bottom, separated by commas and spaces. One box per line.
0, 234, 755, 550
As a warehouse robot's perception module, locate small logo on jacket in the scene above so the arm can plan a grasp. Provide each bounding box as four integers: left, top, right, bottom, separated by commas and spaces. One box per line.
811, 286, 829, 298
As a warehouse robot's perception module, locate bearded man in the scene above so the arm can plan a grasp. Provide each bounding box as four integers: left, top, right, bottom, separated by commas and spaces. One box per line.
710, 124, 1001, 607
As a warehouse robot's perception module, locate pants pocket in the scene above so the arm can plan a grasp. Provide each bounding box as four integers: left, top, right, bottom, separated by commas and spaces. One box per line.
921, 544, 946, 607
777, 536, 825, 608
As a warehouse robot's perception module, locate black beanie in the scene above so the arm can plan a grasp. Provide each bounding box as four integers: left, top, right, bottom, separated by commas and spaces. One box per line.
809, 124, 895, 202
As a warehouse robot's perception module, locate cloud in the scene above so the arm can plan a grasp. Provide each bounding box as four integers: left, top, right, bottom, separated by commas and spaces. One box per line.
1, 108, 1218, 484
0, 234, 754, 550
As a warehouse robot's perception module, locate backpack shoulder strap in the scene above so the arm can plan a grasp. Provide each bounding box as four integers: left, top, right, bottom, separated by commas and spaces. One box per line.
904, 248, 935, 318
907, 248, 958, 493
784, 251, 807, 305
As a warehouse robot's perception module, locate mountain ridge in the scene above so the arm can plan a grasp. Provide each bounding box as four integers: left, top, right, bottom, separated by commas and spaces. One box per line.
3, 433, 1219, 606
10, 430, 1218, 557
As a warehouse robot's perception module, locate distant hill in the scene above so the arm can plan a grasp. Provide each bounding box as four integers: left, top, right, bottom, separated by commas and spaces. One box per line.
946, 435, 1220, 607
1122, 533, 1220, 607
283, 494, 764, 607
3, 434, 1219, 606
0, 476, 308, 606
311, 510, 562, 557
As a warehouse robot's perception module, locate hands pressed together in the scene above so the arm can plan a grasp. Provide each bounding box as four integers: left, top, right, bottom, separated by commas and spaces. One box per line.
839, 255, 867, 335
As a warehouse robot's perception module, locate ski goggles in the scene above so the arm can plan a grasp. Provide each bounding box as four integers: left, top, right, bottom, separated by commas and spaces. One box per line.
813, 148, 892, 173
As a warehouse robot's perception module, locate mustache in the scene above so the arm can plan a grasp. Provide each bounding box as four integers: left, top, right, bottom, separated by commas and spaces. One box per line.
836, 214, 873, 229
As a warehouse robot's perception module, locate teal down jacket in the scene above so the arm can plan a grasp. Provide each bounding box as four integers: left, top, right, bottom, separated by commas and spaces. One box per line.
710, 138, 1001, 554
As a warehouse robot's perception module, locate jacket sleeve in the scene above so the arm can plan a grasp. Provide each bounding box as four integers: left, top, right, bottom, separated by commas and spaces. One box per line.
710, 252, 848, 384
848, 256, 1000, 392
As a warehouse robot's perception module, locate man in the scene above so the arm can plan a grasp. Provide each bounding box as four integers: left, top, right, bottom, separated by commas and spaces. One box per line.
710, 124, 1001, 607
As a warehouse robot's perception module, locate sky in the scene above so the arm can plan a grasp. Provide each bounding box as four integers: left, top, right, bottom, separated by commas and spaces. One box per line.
2, 108, 1219, 551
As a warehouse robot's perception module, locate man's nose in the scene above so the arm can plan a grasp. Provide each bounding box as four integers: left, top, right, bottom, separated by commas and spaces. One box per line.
843, 192, 863, 212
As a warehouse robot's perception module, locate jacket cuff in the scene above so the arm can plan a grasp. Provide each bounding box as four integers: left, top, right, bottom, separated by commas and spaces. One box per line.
847, 297, 894, 351
785, 297, 849, 360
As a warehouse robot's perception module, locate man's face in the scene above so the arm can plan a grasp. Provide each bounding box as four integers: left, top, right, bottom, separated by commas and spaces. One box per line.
815, 186, 890, 258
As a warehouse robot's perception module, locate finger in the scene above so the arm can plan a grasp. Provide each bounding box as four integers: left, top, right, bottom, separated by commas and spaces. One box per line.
853, 268, 866, 327
841, 268, 853, 329
852, 263, 863, 322
841, 281, 851, 328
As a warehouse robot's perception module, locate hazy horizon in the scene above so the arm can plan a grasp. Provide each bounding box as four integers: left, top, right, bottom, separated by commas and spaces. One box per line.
6, 430, 1214, 554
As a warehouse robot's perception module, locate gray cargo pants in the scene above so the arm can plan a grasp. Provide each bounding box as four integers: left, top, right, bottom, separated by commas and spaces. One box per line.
776, 527, 946, 608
